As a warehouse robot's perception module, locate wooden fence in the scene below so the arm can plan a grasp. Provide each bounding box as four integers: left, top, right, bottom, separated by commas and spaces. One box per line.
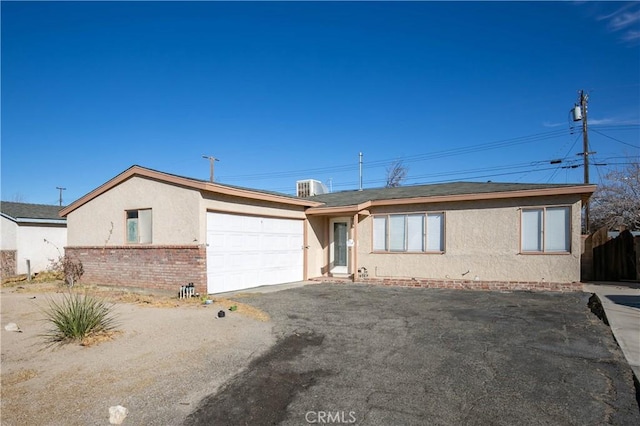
588, 229, 639, 281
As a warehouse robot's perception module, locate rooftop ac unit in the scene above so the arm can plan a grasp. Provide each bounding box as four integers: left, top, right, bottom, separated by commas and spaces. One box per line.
296, 179, 328, 197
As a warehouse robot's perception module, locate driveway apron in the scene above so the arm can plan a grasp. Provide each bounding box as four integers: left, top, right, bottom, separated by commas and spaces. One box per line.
185, 284, 640, 426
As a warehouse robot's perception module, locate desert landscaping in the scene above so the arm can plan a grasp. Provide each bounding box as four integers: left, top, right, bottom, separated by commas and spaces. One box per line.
3, 280, 640, 425
0, 281, 275, 425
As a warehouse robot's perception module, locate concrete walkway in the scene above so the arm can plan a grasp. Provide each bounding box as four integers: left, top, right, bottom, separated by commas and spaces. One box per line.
583, 281, 640, 379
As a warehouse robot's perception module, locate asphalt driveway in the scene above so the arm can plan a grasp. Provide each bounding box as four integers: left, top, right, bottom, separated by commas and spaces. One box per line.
185, 283, 640, 425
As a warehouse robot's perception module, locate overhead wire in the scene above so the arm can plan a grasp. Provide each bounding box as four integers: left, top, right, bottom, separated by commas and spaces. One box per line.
590, 128, 640, 149
268, 159, 582, 194
546, 132, 583, 183
222, 128, 574, 182
222, 123, 635, 192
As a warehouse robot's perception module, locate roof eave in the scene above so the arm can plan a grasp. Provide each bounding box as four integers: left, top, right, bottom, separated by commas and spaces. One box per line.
0, 213, 17, 222
2, 212, 66, 224
16, 218, 67, 225
60, 166, 321, 217
202, 182, 323, 207
369, 185, 598, 207
305, 201, 372, 216
304, 185, 597, 214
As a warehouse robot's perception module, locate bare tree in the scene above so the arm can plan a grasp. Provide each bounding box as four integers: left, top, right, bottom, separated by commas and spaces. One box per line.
385, 160, 408, 188
589, 160, 639, 232
9, 193, 27, 202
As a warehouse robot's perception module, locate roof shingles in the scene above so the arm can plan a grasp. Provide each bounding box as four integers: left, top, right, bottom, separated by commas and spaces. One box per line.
1, 202, 66, 221
307, 181, 593, 207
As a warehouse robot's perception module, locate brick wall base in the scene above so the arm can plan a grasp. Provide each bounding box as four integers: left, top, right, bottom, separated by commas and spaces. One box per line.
65, 246, 207, 295
1, 250, 17, 279
310, 276, 582, 292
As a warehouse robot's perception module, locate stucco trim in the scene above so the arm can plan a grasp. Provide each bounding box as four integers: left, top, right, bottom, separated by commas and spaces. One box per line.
59, 165, 322, 217
305, 201, 372, 216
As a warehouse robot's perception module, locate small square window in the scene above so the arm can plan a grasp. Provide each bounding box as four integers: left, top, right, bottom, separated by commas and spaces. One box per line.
126, 209, 152, 244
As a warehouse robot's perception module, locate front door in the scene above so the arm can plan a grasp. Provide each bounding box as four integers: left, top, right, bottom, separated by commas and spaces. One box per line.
331, 220, 349, 274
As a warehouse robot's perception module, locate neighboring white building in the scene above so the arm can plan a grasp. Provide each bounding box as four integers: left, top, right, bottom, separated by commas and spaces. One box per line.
1, 202, 67, 277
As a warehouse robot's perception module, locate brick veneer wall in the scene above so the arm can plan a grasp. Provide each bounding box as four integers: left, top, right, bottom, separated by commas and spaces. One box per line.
65, 245, 207, 294
1, 250, 17, 279
311, 277, 582, 292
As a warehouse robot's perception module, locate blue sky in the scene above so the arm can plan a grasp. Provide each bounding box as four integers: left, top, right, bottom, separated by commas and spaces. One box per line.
2, 1, 639, 205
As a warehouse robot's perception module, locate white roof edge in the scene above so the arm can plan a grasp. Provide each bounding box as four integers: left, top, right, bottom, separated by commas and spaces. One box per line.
14, 218, 67, 225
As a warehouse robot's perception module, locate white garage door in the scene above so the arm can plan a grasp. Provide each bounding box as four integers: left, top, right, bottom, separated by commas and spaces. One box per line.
206, 212, 304, 294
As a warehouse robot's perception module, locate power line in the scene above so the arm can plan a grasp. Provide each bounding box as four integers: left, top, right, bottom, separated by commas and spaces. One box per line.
589, 124, 639, 130
267, 158, 586, 194
546, 132, 583, 183
590, 128, 640, 149
221, 129, 573, 182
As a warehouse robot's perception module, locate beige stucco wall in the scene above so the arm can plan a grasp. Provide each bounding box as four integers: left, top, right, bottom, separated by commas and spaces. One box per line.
306, 215, 328, 277
67, 176, 309, 248
306, 195, 584, 283
66, 176, 201, 246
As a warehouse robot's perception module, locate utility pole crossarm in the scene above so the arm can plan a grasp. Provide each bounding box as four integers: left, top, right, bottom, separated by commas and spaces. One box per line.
56, 187, 66, 207
202, 155, 220, 182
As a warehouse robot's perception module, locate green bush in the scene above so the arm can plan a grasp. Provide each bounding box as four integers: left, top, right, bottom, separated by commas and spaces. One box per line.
41, 292, 118, 344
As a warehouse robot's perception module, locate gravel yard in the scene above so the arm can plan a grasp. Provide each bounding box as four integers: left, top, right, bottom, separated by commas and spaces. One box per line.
0, 284, 274, 425
2, 282, 639, 425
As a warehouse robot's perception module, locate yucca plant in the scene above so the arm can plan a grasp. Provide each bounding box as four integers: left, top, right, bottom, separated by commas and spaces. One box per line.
41, 292, 118, 344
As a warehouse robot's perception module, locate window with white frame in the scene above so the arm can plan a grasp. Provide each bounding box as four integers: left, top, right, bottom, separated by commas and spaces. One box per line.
126, 209, 152, 244
373, 213, 444, 252
521, 206, 570, 253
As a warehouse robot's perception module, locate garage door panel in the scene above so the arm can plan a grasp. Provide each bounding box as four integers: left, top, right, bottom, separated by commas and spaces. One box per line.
246, 234, 260, 247
208, 253, 226, 269
206, 212, 304, 293
290, 235, 304, 246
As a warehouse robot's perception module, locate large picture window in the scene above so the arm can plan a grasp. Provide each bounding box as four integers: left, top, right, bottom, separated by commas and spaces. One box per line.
521, 206, 570, 253
126, 209, 152, 244
373, 213, 444, 253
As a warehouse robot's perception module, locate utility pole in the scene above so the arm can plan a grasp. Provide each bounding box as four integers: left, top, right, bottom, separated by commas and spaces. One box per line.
202, 155, 219, 182
359, 152, 363, 191
56, 187, 66, 207
572, 90, 593, 232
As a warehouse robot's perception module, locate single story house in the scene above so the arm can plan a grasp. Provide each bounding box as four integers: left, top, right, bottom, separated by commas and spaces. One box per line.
60, 165, 596, 294
1, 202, 67, 278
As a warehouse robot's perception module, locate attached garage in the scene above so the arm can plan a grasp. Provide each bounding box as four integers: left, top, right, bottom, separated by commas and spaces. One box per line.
206, 212, 305, 293
59, 165, 595, 295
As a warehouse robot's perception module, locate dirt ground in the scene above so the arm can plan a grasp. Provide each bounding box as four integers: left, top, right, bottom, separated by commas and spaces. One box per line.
0, 282, 275, 425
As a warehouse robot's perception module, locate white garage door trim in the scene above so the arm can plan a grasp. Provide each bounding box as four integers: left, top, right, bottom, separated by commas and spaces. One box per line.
206, 212, 304, 294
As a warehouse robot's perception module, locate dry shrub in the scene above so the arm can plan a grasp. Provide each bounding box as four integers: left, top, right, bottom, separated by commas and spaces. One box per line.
47, 255, 84, 287
81, 330, 122, 347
